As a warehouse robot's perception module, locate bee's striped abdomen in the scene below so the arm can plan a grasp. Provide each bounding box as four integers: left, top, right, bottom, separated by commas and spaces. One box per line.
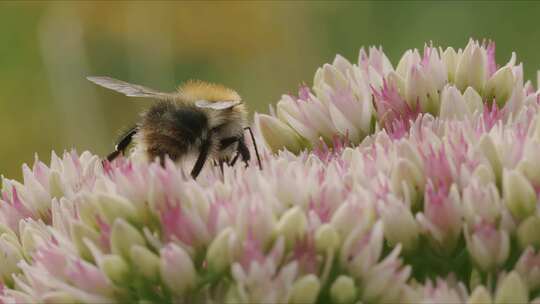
140, 101, 208, 163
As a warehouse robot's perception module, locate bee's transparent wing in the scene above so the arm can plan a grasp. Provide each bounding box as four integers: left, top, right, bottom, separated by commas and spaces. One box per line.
195, 100, 241, 110
87, 76, 173, 99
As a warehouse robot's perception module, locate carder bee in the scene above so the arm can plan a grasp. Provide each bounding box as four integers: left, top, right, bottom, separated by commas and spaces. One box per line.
87, 76, 262, 178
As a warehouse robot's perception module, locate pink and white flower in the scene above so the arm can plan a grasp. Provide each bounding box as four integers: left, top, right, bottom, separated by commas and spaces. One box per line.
464, 220, 510, 271
1, 39, 540, 303
416, 183, 462, 253
515, 246, 540, 291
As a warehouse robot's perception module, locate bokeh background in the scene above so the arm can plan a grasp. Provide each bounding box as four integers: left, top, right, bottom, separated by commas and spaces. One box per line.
1, 1, 540, 179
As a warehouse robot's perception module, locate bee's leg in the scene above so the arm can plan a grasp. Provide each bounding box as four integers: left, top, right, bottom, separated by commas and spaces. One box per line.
243, 127, 263, 170
229, 153, 240, 167
218, 159, 226, 176
107, 127, 137, 161
218, 136, 241, 169
191, 139, 211, 179
237, 137, 251, 167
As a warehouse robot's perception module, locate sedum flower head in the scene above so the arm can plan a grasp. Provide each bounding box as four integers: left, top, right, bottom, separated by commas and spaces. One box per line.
2, 39, 540, 303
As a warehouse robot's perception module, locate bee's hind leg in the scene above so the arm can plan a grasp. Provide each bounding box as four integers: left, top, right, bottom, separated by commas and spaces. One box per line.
107, 126, 137, 162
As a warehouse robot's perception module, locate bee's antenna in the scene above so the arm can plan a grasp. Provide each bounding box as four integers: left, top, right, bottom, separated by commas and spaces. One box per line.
244, 126, 262, 170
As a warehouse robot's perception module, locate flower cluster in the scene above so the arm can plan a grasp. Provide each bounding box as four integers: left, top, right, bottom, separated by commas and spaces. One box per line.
2, 39, 540, 303
257, 39, 529, 151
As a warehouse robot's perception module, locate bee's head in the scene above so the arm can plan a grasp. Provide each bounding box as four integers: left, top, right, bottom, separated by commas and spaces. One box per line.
178, 80, 248, 131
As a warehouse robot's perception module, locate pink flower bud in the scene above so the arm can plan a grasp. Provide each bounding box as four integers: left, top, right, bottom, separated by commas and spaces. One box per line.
464, 221, 510, 271
160, 243, 197, 296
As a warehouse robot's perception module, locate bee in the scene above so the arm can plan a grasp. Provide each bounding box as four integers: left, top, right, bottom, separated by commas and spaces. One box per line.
87, 76, 262, 178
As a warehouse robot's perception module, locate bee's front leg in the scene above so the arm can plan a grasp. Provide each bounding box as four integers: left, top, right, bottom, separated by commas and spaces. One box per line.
217, 157, 230, 176
107, 126, 138, 162
237, 136, 251, 167
191, 139, 211, 179
229, 153, 240, 167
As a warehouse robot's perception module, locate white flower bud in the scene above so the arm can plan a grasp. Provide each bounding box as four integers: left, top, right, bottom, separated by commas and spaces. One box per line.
479, 135, 502, 182
0, 235, 24, 284
405, 65, 440, 114
275, 206, 307, 249
330, 275, 357, 304
42, 291, 78, 304
1, 233, 21, 251
462, 181, 501, 225
288, 274, 321, 304
503, 170, 536, 220
468, 285, 493, 304
130, 245, 160, 281
110, 218, 145, 260
396, 49, 421, 78
97, 193, 139, 224
469, 268, 482, 291
315, 223, 340, 253
48, 170, 64, 198
380, 198, 419, 252
387, 71, 406, 96
20, 226, 47, 257
328, 101, 361, 143
440, 85, 469, 119
225, 284, 243, 303
78, 194, 100, 229
463, 87, 484, 114
71, 221, 100, 261
533, 113, 540, 142
255, 113, 305, 154
206, 227, 234, 273
494, 271, 528, 304
485, 66, 514, 107
314, 64, 349, 91
455, 40, 487, 94
391, 158, 424, 205
517, 140, 540, 186
100, 254, 129, 285
471, 164, 495, 185
517, 216, 540, 249
442, 47, 458, 82
0, 223, 16, 240
341, 221, 384, 279
331, 200, 375, 239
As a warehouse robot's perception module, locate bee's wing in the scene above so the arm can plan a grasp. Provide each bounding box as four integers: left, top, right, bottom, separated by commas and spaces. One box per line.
195, 100, 241, 110
87, 76, 173, 99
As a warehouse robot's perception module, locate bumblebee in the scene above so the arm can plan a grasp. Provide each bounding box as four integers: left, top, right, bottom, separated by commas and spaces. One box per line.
87, 76, 261, 178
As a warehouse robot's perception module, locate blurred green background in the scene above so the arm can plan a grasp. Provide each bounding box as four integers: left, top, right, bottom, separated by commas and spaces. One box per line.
1, 1, 540, 179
